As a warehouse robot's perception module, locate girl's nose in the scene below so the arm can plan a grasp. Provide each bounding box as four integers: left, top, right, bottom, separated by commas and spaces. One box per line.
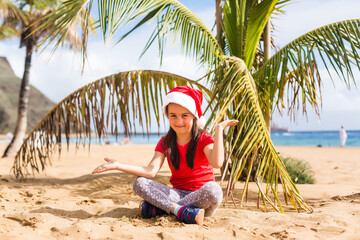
175, 117, 183, 124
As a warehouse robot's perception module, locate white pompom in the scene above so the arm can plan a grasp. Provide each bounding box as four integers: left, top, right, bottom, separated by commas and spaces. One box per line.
197, 116, 206, 128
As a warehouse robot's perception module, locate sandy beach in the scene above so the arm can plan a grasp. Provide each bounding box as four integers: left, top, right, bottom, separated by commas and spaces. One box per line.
0, 143, 359, 239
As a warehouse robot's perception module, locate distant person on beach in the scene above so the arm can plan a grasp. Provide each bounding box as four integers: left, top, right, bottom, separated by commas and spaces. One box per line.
340, 126, 347, 148
92, 86, 238, 225
120, 137, 131, 145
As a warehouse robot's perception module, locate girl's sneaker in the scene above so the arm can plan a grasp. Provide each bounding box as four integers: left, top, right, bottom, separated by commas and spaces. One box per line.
177, 205, 205, 225
139, 201, 166, 219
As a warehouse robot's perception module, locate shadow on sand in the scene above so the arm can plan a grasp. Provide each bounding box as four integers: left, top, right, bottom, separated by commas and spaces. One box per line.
30, 206, 138, 220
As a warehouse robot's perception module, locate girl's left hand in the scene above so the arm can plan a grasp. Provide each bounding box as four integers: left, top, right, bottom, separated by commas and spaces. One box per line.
216, 120, 239, 130
92, 158, 119, 174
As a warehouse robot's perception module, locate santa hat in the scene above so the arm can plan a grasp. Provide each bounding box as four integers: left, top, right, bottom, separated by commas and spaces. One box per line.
163, 86, 206, 128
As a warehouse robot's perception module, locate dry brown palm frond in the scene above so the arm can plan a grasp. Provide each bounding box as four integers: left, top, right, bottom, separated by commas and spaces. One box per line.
0, 0, 24, 19
13, 70, 209, 181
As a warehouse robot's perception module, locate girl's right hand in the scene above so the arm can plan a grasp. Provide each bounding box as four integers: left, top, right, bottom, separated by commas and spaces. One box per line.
216, 119, 239, 130
92, 158, 119, 174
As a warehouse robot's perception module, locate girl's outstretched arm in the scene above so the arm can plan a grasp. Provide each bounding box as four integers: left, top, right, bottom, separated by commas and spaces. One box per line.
92, 151, 165, 178
204, 120, 239, 169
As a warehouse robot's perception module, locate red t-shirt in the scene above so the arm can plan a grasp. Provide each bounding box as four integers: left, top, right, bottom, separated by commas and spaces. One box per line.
155, 132, 215, 191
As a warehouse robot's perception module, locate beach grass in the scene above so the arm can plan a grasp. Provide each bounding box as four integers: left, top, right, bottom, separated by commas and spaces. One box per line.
282, 156, 315, 184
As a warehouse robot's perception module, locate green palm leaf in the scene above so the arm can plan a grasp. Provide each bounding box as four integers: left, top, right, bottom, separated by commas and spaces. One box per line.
208, 56, 312, 213
222, 0, 278, 68
0, 0, 24, 39
244, 0, 278, 68
12, 70, 209, 181
35, 0, 222, 68
116, 0, 222, 67
254, 19, 360, 118
0, 23, 19, 39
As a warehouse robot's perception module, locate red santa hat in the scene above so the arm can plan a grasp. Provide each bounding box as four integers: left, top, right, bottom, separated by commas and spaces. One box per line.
163, 86, 206, 128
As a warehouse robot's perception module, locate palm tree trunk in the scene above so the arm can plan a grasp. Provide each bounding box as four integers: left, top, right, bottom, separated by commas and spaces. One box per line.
3, 45, 32, 157
215, 0, 225, 50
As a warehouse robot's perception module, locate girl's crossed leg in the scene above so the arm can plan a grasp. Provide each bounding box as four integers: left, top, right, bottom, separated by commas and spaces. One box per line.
132, 177, 223, 217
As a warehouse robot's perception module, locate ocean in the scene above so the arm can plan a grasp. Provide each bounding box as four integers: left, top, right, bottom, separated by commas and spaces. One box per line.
118, 130, 360, 147
63, 130, 360, 147
270, 130, 360, 147
104, 130, 360, 147
1, 130, 359, 147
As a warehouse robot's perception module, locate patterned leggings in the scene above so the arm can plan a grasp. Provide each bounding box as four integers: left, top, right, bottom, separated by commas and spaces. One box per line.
133, 177, 223, 217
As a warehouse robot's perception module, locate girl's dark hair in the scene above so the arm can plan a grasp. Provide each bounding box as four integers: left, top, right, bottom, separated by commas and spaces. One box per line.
163, 106, 200, 170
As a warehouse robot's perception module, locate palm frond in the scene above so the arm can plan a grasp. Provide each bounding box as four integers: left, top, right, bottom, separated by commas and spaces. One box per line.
12, 70, 209, 181
273, 0, 291, 15
35, 0, 222, 69
0, 0, 23, 19
222, 0, 247, 58
33, 0, 94, 63
254, 19, 360, 119
101, 0, 222, 67
222, 0, 278, 69
29, 0, 59, 11
0, 22, 20, 39
208, 56, 312, 213
244, 0, 278, 68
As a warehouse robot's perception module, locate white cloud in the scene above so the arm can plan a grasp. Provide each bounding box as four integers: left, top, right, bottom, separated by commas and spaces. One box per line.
273, 0, 360, 46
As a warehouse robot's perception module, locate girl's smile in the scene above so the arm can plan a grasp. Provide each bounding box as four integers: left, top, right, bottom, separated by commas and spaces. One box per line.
167, 103, 194, 139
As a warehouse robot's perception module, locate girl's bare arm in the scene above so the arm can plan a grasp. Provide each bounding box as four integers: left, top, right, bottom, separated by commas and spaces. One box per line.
92, 151, 165, 178
204, 120, 239, 169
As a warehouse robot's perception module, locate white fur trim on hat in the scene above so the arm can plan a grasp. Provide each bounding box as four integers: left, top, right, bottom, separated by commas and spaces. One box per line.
197, 116, 206, 128
163, 92, 199, 118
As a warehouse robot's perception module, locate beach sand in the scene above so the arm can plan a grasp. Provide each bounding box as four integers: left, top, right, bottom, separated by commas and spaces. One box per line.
0, 143, 359, 239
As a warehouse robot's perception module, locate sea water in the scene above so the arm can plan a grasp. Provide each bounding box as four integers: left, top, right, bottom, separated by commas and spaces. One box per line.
65, 130, 360, 147
270, 130, 360, 147
1, 130, 359, 147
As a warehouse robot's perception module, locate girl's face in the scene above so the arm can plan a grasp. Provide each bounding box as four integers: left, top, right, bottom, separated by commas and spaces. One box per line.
167, 103, 194, 137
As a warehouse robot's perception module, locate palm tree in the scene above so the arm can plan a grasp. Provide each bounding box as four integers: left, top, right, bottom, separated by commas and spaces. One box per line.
12, 0, 360, 212
0, 0, 94, 157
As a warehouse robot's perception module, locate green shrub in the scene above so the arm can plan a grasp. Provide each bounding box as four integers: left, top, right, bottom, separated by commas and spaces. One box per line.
281, 157, 315, 184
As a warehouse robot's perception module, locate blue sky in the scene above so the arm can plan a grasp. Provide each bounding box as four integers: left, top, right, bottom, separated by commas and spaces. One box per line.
0, 0, 359, 131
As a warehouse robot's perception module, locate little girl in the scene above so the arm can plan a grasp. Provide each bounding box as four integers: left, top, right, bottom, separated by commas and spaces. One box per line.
92, 86, 238, 225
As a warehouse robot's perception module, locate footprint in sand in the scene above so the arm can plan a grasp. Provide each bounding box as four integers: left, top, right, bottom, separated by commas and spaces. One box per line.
76, 199, 97, 205
332, 193, 360, 203
315, 226, 346, 235
37, 189, 46, 197
6, 215, 39, 228
50, 227, 60, 232
19, 191, 35, 204
158, 231, 179, 240
19, 191, 34, 198
0, 193, 9, 202
270, 230, 289, 239
54, 224, 90, 239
